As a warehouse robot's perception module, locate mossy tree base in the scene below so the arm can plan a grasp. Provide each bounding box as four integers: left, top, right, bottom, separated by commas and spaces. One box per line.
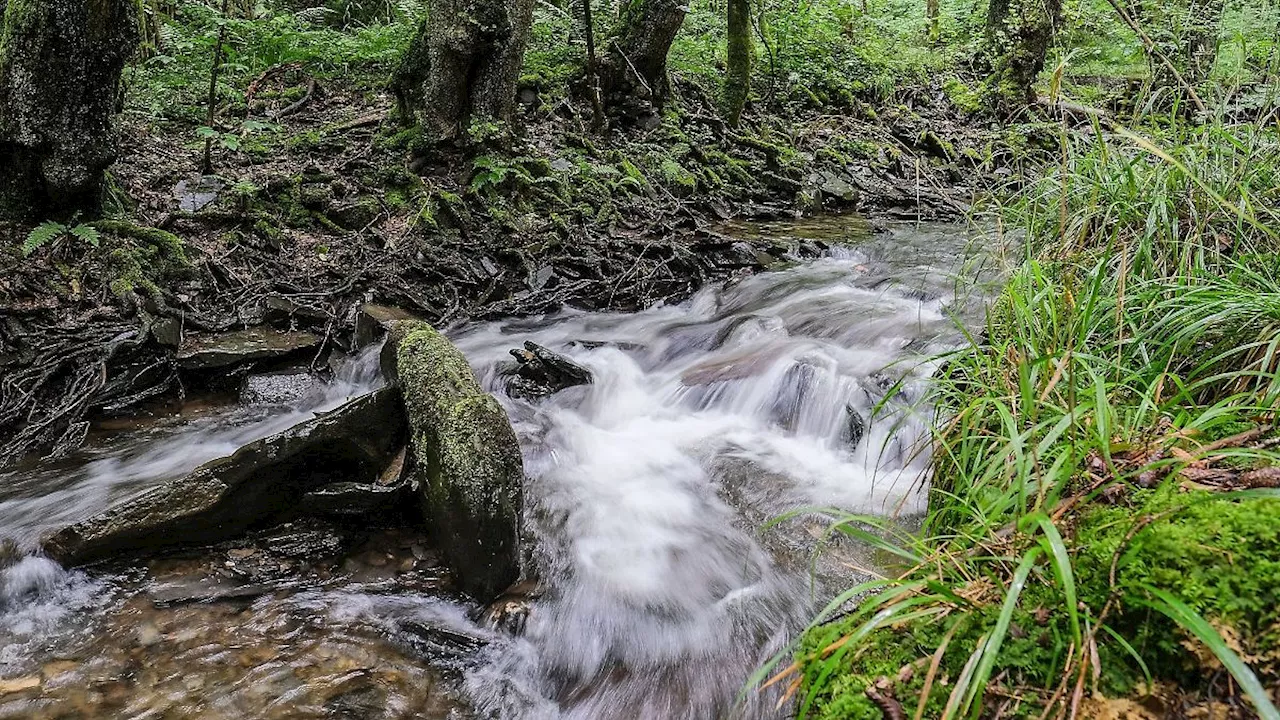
0, 0, 138, 219
983, 0, 1063, 110
391, 0, 535, 148
597, 0, 689, 118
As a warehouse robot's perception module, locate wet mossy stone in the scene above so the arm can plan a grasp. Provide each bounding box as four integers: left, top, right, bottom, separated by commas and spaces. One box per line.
393, 321, 523, 600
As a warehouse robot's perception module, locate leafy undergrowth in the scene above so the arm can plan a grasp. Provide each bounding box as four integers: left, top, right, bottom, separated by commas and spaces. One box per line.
795, 488, 1280, 720
783, 118, 1280, 718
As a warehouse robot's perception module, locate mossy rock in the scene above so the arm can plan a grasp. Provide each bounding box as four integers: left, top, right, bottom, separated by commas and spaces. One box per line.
393, 321, 523, 600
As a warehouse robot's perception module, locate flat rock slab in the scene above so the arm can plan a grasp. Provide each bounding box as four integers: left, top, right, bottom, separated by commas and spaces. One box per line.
355, 303, 424, 348
42, 387, 406, 566
177, 327, 322, 370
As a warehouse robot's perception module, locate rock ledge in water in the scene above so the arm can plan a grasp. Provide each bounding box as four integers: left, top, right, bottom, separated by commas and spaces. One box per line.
393, 322, 523, 600
177, 327, 322, 370
42, 387, 406, 566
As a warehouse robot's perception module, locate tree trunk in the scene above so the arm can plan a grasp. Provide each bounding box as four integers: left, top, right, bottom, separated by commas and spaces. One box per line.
1184, 0, 1225, 85
392, 0, 535, 146
927, 0, 940, 44
1137, 0, 1224, 92
984, 0, 1062, 108
0, 0, 139, 219
598, 0, 688, 117
724, 0, 752, 127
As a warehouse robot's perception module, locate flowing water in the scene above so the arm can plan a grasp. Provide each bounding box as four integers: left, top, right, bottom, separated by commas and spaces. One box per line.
0, 218, 1001, 719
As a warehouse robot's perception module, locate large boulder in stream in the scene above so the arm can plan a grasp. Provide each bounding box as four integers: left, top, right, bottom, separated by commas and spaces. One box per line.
42, 387, 407, 566
390, 322, 524, 600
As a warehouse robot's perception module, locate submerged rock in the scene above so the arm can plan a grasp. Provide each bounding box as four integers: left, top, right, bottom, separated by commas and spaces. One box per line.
393, 322, 523, 600
42, 387, 407, 566
506, 341, 593, 399
845, 404, 867, 448
177, 327, 322, 370
0, 538, 19, 571
239, 369, 324, 406
769, 361, 817, 433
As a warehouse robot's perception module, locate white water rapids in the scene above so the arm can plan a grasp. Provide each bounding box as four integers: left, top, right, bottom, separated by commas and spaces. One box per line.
0, 220, 999, 719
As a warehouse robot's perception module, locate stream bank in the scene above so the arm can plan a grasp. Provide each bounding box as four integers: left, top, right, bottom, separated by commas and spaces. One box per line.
0, 218, 998, 719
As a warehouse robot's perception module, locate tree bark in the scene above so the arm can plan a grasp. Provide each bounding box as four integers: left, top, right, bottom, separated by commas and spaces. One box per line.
598, 0, 688, 116
0, 0, 139, 219
392, 0, 536, 146
724, 0, 752, 127
984, 0, 1062, 108
1136, 0, 1224, 92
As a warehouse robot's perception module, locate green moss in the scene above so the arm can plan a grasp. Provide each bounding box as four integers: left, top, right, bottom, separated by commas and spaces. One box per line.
803, 485, 1280, 717
91, 221, 190, 298
943, 77, 983, 114
1078, 487, 1280, 682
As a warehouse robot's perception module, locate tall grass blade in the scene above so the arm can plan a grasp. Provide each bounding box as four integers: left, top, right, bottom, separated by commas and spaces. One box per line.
1137, 585, 1280, 720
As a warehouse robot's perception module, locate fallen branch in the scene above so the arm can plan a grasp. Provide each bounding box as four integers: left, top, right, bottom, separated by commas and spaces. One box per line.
274, 77, 318, 119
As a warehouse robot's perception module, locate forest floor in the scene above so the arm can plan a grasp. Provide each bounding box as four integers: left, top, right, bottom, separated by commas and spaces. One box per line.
0, 56, 1015, 466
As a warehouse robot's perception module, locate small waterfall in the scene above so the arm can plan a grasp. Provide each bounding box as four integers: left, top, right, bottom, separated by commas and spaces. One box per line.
0, 343, 386, 549
0, 221, 995, 719
449, 227, 988, 719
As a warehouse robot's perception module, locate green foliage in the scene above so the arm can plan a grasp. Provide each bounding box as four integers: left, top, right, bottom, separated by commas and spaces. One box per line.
129, 0, 417, 123
799, 489, 1280, 719
796, 115, 1280, 717
21, 221, 101, 257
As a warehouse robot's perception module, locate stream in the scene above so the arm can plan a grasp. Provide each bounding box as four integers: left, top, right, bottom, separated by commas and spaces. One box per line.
0, 218, 1000, 719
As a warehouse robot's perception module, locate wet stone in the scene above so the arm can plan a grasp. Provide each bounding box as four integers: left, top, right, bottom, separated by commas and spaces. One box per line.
330, 196, 380, 230
845, 404, 867, 448
819, 170, 858, 202
239, 369, 324, 406
0, 539, 20, 571
174, 176, 223, 212
769, 361, 817, 433
394, 322, 524, 600
262, 294, 329, 326
299, 482, 407, 520
177, 327, 322, 370
355, 303, 422, 348
150, 317, 183, 348
505, 341, 593, 399
42, 387, 406, 566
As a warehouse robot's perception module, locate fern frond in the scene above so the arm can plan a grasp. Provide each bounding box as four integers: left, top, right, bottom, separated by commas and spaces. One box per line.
69, 224, 102, 248
22, 222, 68, 257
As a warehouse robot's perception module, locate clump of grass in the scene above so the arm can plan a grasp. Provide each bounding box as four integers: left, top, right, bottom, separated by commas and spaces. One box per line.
783, 116, 1280, 718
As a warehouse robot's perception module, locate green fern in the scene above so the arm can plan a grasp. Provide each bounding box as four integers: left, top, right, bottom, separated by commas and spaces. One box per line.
68, 224, 101, 248
22, 222, 68, 257
21, 221, 103, 257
